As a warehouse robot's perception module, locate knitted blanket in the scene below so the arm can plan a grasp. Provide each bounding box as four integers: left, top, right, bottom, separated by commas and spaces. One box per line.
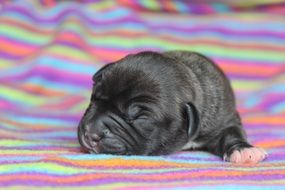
0, 1, 284, 189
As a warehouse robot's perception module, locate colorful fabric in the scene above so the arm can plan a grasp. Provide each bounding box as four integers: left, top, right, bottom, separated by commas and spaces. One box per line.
0, 1, 285, 189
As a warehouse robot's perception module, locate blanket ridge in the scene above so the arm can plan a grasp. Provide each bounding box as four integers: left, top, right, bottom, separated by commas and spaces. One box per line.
0, 1, 284, 189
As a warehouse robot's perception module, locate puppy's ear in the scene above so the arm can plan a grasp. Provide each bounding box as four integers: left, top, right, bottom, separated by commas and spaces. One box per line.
92, 63, 112, 82
185, 103, 200, 140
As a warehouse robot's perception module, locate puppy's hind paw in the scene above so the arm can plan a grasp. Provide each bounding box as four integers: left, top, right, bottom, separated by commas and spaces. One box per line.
224, 147, 268, 164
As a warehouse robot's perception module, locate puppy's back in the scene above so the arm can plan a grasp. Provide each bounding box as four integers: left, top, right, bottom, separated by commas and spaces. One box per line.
163, 51, 237, 133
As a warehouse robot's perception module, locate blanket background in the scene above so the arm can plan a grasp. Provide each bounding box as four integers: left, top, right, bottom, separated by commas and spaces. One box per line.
0, 0, 285, 189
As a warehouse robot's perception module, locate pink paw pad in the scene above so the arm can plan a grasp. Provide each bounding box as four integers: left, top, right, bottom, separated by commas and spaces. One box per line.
224, 147, 268, 164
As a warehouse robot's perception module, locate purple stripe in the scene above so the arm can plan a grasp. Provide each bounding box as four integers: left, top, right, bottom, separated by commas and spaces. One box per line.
267, 154, 285, 161
0, 108, 82, 122
0, 136, 78, 142
1, 67, 92, 87
168, 156, 221, 162
2, 6, 285, 39
57, 40, 163, 53
0, 146, 78, 149
0, 36, 39, 47
0, 146, 78, 150
248, 133, 285, 139
258, 94, 285, 109
0, 159, 211, 170
0, 38, 160, 61
0, 173, 284, 186
0, 51, 23, 60
227, 74, 269, 80
245, 123, 283, 128
214, 58, 284, 66
1, 5, 133, 25
0, 127, 76, 133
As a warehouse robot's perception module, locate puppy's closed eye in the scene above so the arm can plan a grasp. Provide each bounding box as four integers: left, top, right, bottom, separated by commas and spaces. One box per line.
127, 105, 141, 119
126, 95, 156, 116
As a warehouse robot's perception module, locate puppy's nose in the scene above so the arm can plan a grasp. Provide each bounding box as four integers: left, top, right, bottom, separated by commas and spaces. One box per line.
90, 133, 101, 143
84, 132, 99, 146
89, 128, 110, 141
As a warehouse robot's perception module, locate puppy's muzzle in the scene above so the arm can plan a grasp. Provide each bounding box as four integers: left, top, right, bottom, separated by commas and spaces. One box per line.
78, 125, 97, 153
78, 117, 109, 152
78, 116, 127, 154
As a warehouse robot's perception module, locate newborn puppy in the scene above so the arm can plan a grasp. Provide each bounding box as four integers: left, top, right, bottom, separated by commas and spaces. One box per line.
78, 51, 267, 163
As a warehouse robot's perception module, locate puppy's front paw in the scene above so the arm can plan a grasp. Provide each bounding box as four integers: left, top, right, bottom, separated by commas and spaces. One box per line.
224, 147, 268, 164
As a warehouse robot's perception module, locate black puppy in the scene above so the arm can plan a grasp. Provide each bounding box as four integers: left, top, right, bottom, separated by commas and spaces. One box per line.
78, 51, 267, 163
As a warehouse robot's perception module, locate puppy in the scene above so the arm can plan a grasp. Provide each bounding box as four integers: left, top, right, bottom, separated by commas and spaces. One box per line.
78, 51, 267, 163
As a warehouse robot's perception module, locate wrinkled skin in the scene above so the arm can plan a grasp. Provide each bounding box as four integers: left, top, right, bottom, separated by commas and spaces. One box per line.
78, 51, 267, 163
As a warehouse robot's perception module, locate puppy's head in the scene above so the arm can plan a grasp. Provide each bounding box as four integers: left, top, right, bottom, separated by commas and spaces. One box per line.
78, 51, 199, 155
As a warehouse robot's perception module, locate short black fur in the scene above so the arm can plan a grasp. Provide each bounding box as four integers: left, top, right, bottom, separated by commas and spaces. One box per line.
78, 50, 254, 160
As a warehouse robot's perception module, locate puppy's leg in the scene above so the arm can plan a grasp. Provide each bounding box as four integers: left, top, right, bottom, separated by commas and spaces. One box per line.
206, 117, 267, 164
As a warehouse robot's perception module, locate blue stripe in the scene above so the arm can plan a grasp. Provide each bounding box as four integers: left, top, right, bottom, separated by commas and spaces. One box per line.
147, 19, 285, 32
2, 10, 285, 32
271, 101, 285, 113
3, 114, 76, 126
0, 157, 42, 162
39, 56, 96, 75
175, 1, 189, 13
28, 131, 76, 138
213, 3, 229, 12
245, 97, 262, 108
0, 167, 88, 175
270, 85, 285, 93
173, 186, 285, 190
1, 6, 131, 23
24, 76, 90, 92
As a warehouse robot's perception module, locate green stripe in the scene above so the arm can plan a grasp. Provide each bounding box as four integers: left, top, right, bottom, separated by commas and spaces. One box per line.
47, 46, 91, 60
0, 86, 46, 105
232, 80, 263, 91
4, 161, 282, 175
0, 122, 20, 130
88, 37, 285, 62
140, 0, 160, 10
89, 0, 115, 10
0, 24, 51, 44
0, 149, 71, 154
1, 24, 284, 62
0, 140, 78, 147
0, 59, 12, 68
0, 162, 90, 174
0, 23, 84, 44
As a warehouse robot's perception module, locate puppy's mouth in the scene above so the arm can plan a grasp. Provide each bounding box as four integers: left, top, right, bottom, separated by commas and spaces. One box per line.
78, 130, 100, 154
78, 122, 128, 155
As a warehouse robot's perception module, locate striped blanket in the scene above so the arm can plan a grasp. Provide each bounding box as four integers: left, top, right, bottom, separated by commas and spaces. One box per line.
0, 1, 284, 189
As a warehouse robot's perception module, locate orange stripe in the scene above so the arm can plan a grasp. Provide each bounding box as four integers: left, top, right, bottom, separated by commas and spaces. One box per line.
2, 82, 67, 97
0, 18, 52, 34
46, 157, 194, 168
218, 62, 282, 76
244, 116, 285, 125
0, 39, 37, 56
2, 18, 285, 53
44, 0, 56, 7
39, 157, 285, 169
41, 95, 84, 109
22, 83, 67, 96
255, 140, 285, 148
0, 118, 64, 130
90, 49, 128, 61
0, 170, 284, 182
164, 1, 177, 12
0, 18, 142, 37
46, 53, 99, 66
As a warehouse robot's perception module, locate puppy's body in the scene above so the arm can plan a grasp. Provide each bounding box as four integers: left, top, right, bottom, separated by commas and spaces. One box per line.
163, 51, 245, 154
78, 51, 267, 163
